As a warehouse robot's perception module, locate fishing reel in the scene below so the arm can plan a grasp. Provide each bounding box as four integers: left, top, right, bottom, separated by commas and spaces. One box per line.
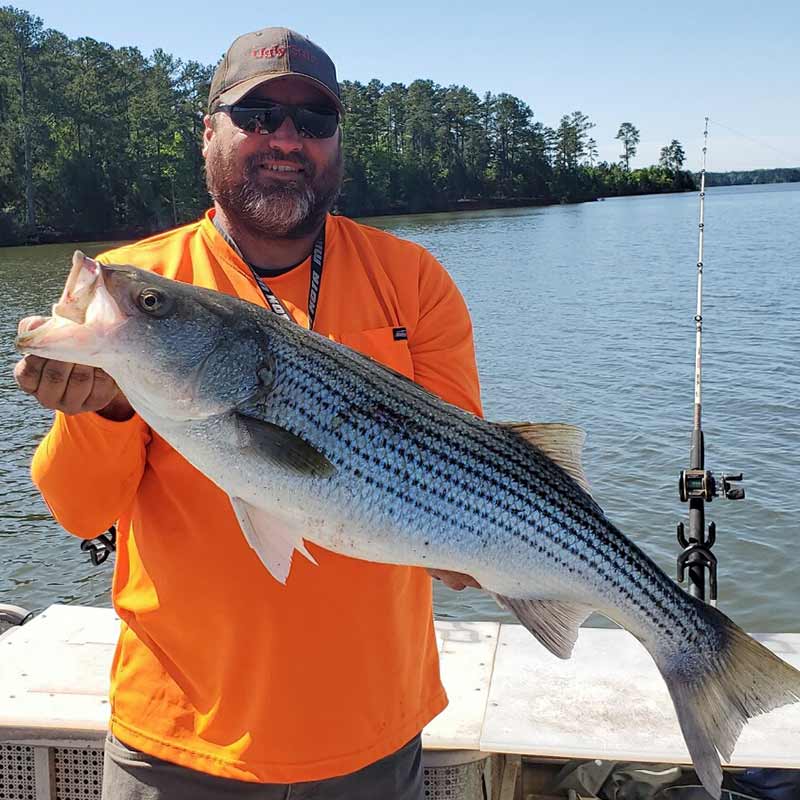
678, 469, 745, 502
676, 470, 744, 605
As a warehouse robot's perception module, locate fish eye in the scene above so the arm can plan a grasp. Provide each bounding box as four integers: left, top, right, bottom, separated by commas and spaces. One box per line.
138, 288, 166, 314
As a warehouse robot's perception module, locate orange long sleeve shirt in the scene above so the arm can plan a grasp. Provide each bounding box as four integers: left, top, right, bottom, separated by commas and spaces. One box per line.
31, 211, 483, 783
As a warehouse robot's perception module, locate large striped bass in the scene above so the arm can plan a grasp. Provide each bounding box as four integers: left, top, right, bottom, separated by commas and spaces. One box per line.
16, 252, 800, 798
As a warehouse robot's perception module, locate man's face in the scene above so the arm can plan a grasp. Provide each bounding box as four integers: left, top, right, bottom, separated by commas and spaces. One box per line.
203, 77, 343, 240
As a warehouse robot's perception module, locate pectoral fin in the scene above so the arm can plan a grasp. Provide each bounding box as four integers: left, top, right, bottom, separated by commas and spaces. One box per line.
234, 413, 335, 478
492, 593, 595, 659
230, 496, 318, 585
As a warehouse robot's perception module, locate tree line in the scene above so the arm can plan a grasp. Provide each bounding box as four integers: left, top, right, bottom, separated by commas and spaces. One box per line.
1, 6, 695, 246
702, 167, 800, 186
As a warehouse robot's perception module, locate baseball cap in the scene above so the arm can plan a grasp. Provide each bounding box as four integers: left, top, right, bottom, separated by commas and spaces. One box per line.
208, 28, 343, 115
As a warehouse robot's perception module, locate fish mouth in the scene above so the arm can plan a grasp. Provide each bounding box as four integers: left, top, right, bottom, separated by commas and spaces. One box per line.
15, 250, 127, 363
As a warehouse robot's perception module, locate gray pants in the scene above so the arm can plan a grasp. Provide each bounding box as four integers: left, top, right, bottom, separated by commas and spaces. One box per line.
102, 733, 423, 799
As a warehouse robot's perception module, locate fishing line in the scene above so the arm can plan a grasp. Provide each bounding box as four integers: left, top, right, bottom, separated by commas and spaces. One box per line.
707, 118, 800, 165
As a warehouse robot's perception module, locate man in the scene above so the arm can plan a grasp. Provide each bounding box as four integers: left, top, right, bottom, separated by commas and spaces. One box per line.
14, 27, 482, 800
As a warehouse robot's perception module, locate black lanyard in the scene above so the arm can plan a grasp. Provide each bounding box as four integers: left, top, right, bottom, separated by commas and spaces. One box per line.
214, 216, 325, 331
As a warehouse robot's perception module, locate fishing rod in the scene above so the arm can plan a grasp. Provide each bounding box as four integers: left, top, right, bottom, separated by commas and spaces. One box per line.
676, 117, 745, 606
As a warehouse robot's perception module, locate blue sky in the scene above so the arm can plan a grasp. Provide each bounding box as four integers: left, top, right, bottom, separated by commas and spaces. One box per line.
20, 0, 800, 172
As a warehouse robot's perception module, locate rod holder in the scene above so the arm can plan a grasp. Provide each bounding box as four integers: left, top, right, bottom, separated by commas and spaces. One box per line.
677, 521, 718, 603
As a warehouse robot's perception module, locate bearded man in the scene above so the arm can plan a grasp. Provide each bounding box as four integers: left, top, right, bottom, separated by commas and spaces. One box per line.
15, 27, 482, 800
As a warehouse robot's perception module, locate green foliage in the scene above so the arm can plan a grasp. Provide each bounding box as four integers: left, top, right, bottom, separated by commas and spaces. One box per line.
338, 80, 554, 215
703, 168, 800, 186
659, 139, 686, 171
0, 5, 211, 244
615, 122, 640, 171
0, 7, 699, 244
0, 4, 46, 233
588, 162, 695, 197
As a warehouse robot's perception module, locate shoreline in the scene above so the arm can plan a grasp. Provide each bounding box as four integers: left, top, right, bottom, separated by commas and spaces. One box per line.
1, 188, 697, 249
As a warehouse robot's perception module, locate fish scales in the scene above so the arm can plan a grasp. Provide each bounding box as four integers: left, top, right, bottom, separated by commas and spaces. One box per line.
294, 362, 675, 620
282, 324, 680, 592
282, 355, 693, 657
16, 255, 800, 799
264, 319, 701, 639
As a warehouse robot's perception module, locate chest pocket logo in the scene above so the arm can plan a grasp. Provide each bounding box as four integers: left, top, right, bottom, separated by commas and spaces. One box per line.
338, 326, 414, 380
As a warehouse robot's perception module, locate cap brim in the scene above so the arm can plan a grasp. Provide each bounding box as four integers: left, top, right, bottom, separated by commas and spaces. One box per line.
212, 73, 344, 115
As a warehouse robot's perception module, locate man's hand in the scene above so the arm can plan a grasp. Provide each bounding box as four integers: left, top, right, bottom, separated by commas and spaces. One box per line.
14, 316, 134, 421
427, 569, 481, 591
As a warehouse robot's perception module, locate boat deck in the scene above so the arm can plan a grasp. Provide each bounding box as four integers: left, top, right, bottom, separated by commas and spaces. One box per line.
1, 605, 799, 768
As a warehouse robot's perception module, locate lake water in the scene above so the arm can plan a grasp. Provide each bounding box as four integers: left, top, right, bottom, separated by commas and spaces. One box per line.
1, 183, 798, 632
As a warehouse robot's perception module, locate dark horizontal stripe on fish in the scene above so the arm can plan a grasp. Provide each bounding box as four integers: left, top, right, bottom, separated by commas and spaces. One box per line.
286, 339, 603, 513
264, 394, 681, 635
277, 356, 686, 631
270, 336, 692, 632
289, 403, 683, 631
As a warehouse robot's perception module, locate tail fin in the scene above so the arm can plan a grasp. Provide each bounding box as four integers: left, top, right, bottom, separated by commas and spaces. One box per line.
655, 604, 800, 799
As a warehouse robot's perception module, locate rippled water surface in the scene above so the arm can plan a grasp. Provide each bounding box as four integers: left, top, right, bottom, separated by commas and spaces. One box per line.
1, 184, 798, 631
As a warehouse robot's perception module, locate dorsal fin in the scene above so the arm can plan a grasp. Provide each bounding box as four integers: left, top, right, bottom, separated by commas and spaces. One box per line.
499, 422, 592, 496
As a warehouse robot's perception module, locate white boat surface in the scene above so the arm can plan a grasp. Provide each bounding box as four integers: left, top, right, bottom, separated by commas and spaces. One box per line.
1, 604, 799, 768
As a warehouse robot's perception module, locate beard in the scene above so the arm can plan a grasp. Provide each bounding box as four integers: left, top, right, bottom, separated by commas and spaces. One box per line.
205, 140, 343, 240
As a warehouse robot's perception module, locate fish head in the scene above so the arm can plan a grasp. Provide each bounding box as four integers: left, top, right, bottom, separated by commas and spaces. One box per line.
16, 251, 268, 421
16, 251, 125, 367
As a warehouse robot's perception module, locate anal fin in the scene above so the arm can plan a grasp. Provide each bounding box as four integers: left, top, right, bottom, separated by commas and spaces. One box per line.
492, 593, 594, 659
230, 496, 318, 585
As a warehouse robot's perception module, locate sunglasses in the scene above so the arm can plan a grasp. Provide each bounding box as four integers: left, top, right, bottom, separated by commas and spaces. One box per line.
217, 101, 340, 139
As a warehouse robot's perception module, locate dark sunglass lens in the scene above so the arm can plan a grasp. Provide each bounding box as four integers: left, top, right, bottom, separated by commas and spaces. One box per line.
295, 107, 339, 139
229, 108, 264, 133
230, 104, 286, 134
227, 103, 338, 138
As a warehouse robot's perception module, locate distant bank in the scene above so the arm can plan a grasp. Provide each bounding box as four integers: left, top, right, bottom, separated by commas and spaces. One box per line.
3, 171, 797, 249
701, 167, 800, 186
0, 190, 666, 248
